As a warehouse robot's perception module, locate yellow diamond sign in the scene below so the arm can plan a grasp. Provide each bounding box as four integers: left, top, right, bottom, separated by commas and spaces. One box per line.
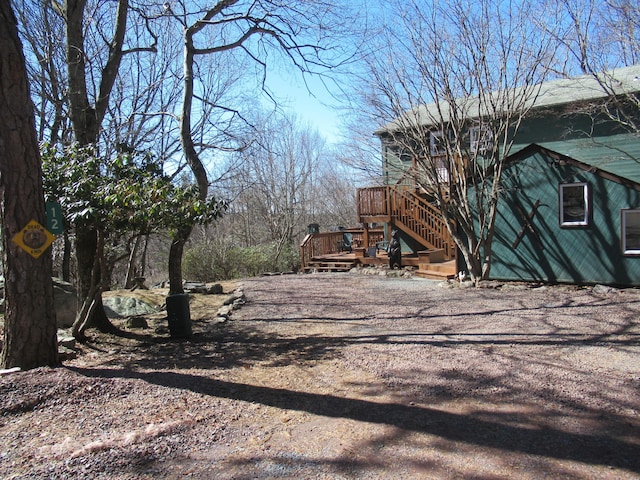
12, 220, 55, 259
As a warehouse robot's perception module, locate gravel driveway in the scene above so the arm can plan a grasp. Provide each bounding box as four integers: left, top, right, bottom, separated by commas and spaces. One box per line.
1, 273, 639, 479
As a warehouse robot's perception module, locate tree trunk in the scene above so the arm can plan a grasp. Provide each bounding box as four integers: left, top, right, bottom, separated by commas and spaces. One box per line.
168, 226, 193, 295
61, 230, 72, 282
72, 229, 114, 338
0, 2, 58, 369
124, 235, 142, 289
140, 234, 149, 278
166, 29, 210, 296
73, 226, 114, 336
64, 0, 128, 333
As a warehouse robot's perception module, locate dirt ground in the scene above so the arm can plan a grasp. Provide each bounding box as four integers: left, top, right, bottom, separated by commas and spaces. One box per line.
1, 273, 640, 479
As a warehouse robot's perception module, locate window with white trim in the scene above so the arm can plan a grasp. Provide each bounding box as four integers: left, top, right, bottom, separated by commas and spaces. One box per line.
621, 209, 640, 255
559, 182, 589, 227
435, 157, 449, 183
468, 125, 493, 153
430, 130, 449, 156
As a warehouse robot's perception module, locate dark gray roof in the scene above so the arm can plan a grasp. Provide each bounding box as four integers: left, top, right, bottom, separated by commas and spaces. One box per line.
378, 65, 640, 134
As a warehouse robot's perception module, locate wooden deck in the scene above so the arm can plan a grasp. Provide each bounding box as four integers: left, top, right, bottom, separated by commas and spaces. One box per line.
301, 186, 459, 280
303, 250, 457, 280
357, 186, 457, 259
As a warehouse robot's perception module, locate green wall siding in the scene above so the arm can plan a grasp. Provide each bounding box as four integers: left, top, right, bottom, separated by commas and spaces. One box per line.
489, 149, 640, 286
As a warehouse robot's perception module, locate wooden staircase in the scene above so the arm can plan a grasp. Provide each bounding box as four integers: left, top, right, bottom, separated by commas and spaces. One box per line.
299, 186, 457, 280
357, 185, 457, 280
388, 187, 456, 258
413, 249, 456, 280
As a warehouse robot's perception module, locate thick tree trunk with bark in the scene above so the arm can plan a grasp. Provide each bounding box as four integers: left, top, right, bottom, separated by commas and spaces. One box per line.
0, 2, 58, 369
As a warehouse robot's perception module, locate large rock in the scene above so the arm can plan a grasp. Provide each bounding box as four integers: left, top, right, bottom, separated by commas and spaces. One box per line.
183, 281, 207, 293
53, 279, 77, 328
103, 296, 160, 318
183, 282, 223, 294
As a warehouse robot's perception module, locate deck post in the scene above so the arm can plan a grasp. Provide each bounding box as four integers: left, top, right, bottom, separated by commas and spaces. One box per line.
362, 223, 370, 248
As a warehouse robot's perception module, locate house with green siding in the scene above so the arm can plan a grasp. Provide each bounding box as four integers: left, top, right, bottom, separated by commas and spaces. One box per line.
490, 67, 640, 286
357, 65, 640, 285
491, 140, 640, 285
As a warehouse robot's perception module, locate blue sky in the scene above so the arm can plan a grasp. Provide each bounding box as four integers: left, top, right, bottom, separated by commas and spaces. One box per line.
265, 70, 343, 145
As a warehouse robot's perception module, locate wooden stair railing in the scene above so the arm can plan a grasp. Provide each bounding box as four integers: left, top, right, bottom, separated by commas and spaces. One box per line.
388, 187, 456, 260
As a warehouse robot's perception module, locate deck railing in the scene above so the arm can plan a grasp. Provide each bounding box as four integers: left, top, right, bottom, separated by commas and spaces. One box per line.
356, 186, 389, 217
389, 188, 457, 259
303, 184, 456, 269
300, 228, 385, 270
357, 185, 457, 260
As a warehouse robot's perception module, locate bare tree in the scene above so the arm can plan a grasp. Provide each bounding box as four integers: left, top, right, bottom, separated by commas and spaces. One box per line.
99, 15, 185, 290
362, 0, 560, 284
215, 108, 358, 250
554, 0, 640, 133
238, 113, 324, 266
14, 0, 71, 144
312, 159, 358, 229
1, 1, 57, 369
164, 0, 360, 293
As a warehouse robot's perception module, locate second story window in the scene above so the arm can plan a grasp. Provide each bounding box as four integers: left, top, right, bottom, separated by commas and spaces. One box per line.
469, 125, 493, 153
430, 130, 450, 156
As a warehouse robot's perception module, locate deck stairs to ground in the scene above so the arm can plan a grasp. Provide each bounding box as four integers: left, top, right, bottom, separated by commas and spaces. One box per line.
415, 260, 457, 280
356, 185, 458, 280
300, 186, 458, 279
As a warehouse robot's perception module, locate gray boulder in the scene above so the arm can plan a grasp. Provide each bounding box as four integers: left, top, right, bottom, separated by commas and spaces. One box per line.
53, 279, 77, 328
103, 296, 159, 318
183, 281, 207, 293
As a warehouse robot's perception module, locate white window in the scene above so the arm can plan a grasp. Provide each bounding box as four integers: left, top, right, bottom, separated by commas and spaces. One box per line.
469, 125, 493, 153
621, 209, 640, 255
435, 157, 449, 183
430, 130, 449, 156
559, 183, 589, 227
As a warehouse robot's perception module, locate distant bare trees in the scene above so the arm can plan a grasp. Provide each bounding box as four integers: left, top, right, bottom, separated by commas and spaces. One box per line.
207, 111, 357, 274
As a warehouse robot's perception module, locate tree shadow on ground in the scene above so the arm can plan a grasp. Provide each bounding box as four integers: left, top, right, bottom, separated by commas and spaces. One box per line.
67, 277, 640, 476
87, 310, 640, 372
69, 365, 640, 474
